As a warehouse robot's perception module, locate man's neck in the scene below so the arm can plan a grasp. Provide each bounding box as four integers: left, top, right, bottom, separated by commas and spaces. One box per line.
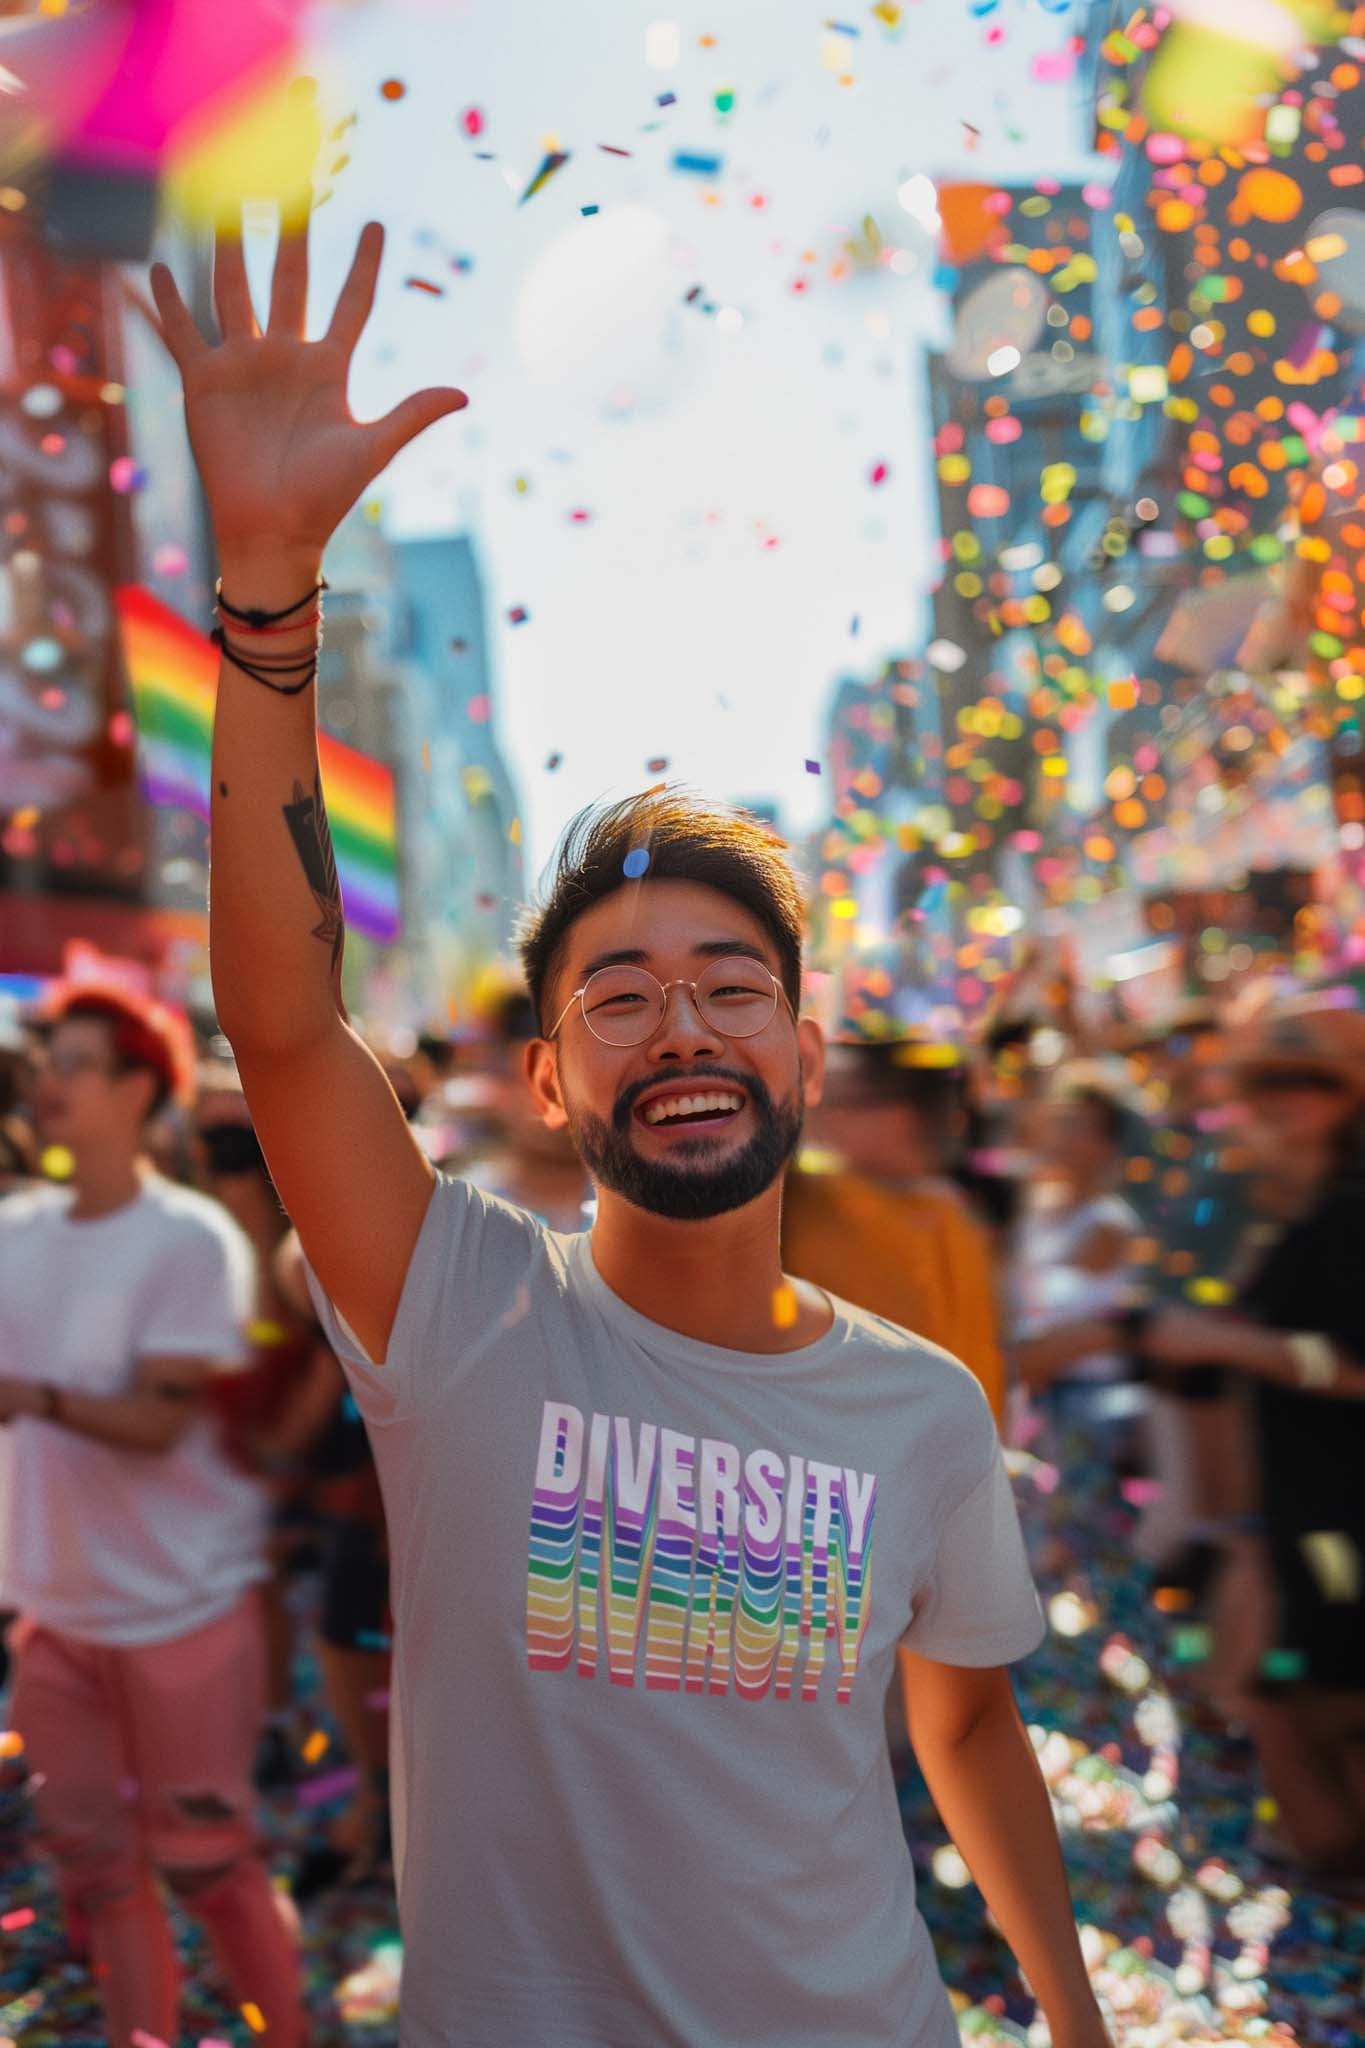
499, 1152, 589, 1230
589, 1185, 831, 1354
67, 1150, 150, 1222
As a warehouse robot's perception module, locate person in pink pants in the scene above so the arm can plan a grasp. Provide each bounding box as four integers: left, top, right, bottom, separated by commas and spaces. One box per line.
0, 986, 306, 2048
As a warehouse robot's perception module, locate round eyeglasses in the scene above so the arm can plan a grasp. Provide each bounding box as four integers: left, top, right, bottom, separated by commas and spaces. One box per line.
548, 954, 796, 1048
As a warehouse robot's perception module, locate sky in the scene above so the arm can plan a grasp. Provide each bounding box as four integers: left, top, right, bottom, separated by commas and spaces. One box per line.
274, 0, 1102, 878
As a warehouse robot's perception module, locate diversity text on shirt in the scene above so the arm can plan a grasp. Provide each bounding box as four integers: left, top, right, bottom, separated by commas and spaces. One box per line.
527, 1400, 878, 1702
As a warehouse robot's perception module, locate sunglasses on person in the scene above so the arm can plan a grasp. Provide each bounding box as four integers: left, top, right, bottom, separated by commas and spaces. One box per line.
1241, 1065, 1349, 1096
196, 1121, 266, 1175
548, 954, 796, 1048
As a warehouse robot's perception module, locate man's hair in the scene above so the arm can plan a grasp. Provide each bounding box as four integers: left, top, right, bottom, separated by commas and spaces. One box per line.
45, 987, 192, 1121
517, 788, 806, 1033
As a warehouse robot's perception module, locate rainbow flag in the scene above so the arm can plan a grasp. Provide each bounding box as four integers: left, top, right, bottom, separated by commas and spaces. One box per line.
116, 584, 401, 943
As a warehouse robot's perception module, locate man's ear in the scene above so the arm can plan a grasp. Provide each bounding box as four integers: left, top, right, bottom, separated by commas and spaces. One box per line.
525, 1037, 570, 1131
798, 1017, 825, 1110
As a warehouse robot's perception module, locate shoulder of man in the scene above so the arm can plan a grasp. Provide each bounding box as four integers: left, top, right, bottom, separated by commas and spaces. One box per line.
0, 1179, 67, 1230
138, 1173, 255, 1260
829, 1287, 990, 1389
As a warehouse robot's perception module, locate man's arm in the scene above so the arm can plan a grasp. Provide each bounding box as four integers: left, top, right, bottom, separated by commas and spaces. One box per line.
898, 1652, 1110, 2046
0, 1355, 213, 1454
150, 216, 464, 1364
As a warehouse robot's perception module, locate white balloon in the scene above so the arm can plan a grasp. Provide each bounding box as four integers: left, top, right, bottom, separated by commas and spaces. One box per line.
513, 203, 703, 418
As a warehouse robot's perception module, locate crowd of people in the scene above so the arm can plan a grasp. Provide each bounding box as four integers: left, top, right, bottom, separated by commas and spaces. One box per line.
4, 211, 1365, 2047
1, 955, 1364, 2042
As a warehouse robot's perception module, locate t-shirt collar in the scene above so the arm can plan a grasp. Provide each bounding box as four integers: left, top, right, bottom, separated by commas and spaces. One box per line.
570, 1229, 850, 1375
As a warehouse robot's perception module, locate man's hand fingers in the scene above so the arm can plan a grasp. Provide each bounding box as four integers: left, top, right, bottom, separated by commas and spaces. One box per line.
268, 215, 311, 337
148, 264, 208, 369
364, 385, 468, 473
213, 223, 259, 341
325, 220, 384, 357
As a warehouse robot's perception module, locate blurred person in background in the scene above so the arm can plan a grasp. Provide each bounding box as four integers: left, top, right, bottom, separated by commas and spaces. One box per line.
0, 999, 40, 1198
1008, 1079, 1142, 1471
190, 1062, 341, 1795
259, 1023, 431, 1897
783, 1039, 1004, 1423
457, 984, 593, 1233
0, 986, 307, 2048
1138, 1000, 1365, 1881
1118, 1004, 1256, 1598
271, 1228, 395, 1899
256, 1033, 425, 1895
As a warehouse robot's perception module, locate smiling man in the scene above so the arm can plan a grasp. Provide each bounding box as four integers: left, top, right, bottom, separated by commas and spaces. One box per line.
149, 213, 1111, 2048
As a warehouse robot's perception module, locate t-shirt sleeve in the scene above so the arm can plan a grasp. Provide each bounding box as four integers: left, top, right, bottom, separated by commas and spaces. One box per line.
138, 1212, 255, 1369
301, 1170, 544, 1426
900, 1443, 1047, 1666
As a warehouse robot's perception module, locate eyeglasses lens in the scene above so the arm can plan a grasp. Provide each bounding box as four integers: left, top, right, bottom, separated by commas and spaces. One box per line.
581, 956, 778, 1045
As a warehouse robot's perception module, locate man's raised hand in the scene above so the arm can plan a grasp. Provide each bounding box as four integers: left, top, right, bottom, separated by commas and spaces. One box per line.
148, 212, 466, 560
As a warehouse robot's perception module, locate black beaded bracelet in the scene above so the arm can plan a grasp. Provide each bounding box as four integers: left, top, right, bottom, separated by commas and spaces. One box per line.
213, 629, 318, 697
215, 574, 328, 628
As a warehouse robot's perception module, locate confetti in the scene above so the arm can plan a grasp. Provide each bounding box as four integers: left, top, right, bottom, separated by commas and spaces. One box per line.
671, 149, 723, 177
379, 79, 406, 101
518, 151, 570, 205
507, 606, 529, 625
623, 847, 651, 878
771, 1283, 798, 1328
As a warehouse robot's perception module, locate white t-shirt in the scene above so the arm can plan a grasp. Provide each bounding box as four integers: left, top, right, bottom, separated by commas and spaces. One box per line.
1012, 1190, 1139, 1384
304, 1172, 1046, 2048
0, 1173, 270, 1646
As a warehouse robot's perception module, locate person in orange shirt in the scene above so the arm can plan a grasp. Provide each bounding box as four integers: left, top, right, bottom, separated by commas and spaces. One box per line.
782, 1041, 1005, 1425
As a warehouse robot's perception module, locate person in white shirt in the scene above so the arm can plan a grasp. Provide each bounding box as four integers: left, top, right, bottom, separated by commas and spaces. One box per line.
1010, 1081, 1142, 1463
0, 985, 307, 2048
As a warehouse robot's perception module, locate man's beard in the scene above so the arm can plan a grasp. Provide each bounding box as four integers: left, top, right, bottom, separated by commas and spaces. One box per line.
566, 1064, 805, 1222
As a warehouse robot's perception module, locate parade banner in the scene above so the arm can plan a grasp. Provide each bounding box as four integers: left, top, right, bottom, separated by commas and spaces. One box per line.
115, 583, 401, 942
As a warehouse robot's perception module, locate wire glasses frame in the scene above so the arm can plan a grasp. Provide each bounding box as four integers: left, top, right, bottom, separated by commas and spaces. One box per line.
547, 954, 798, 1047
